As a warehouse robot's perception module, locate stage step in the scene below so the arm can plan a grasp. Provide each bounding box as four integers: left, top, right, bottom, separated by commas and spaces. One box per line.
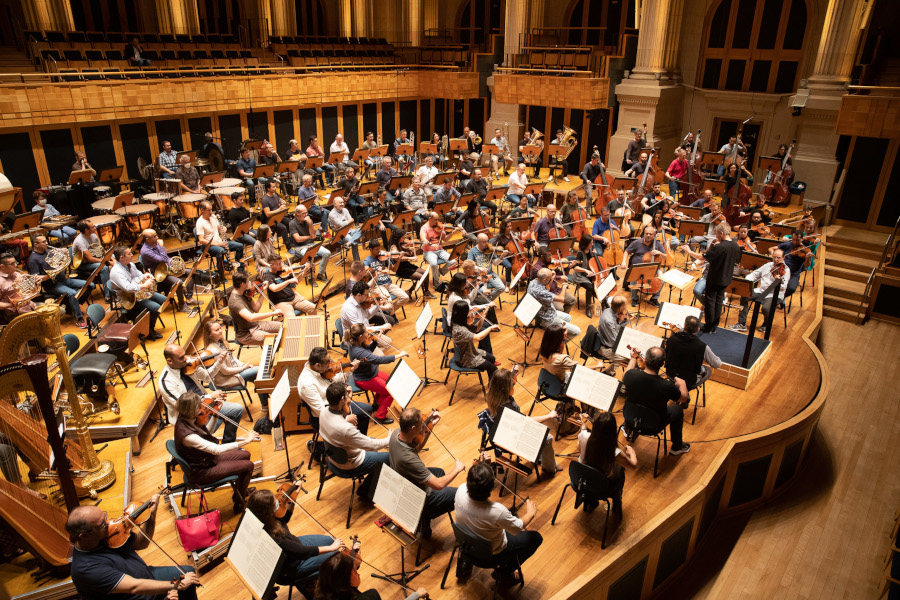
823, 283, 865, 302
823, 306, 860, 323
824, 265, 870, 284
823, 294, 864, 313
826, 257, 879, 274
827, 234, 887, 253
824, 242, 883, 263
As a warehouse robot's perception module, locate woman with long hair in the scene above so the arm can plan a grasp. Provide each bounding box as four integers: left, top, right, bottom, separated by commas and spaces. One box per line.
346, 323, 409, 424
538, 324, 601, 380
449, 300, 499, 380
577, 411, 637, 515
253, 224, 278, 273
446, 274, 494, 354
569, 235, 599, 318
313, 550, 428, 599
202, 319, 266, 406
478, 367, 560, 478
244, 489, 340, 583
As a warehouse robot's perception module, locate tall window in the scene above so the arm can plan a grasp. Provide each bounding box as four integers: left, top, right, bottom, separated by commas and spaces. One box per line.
699, 0, 808, 93
295, 0, 326, 37
565, 0, 634, 47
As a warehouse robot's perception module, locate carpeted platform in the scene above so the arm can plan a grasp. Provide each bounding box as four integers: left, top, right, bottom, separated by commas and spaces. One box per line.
699, 327, 770, 368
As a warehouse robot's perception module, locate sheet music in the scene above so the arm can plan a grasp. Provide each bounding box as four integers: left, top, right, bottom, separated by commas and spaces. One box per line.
385, 360, 422, 409
513, 292, 542, 326
491, 407, 548, 464
268, 371, 291, 422
614, 326, 663, 359
373, 464, 426, 535
659, 268, 695, 290
227, 510, 282, 599
415, 302, 433, 339
509, 264, 527, 290
566, 365, 620, 412
654, 302, 702, 330
595, 272, 617, 300
413, 265, 430, 294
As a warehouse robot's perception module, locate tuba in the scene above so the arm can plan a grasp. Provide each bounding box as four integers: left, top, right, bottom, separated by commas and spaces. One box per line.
44, 246, 71, 278
72, 243, 103, 269
560, 125, 579, 159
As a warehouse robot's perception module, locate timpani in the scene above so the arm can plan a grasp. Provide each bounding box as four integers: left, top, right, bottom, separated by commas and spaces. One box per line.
210, 178, 242, 188
91, 197, 116, 214
116, 204, 159, 235
86, 213, 123, 246
173, 193, 206, 220
211, 186, 245, 210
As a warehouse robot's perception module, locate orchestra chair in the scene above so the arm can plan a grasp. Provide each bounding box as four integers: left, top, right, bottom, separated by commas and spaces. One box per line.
440, 523, 524, 599
621, 403, 668, 478
551, 461, 614, 548
432, 307, 452, 368
527, 369, 567, 417
578, 324, 608, 366
444, 344, 486, 405
218, 380, 254, 421
347, 373, 373, 406
86, 303, 140, 367
316, 440, 368, 529
303, 412, 325, 471
63, 333, 127, 389
277, 574, 318, 600
164, 439, 240, 507
331, 318, 349, 355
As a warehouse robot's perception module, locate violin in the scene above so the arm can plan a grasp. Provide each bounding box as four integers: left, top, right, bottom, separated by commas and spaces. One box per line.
274, 479, 304, 519
736, 237, 758, 253
774, 262, 787, 278
341, 535, 363, 588
750, 222, 772, 238
661, 321, 681, 334
627, 345, 646, 369
107, 487, 172, 548
323, 356, 357, 380
411, 409, 439, 450
182, 349, 224, 375
194, 396, 224, 427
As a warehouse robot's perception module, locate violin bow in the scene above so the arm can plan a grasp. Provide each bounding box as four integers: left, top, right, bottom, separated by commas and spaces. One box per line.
475, 450, 530, 504
123, 513, 198, 587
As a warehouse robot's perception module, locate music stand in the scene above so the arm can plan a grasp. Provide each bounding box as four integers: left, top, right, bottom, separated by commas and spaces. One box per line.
276, 161, 299, 175
678, 219, 708, 268
484, 185, 507, 206
507, 216, 534, 236
722, 277, 753, 328
175, 150, 198, 165
547, 237, 575, 256
547, 144, 566, 182
511, 292, 542, 370
418, 142, 436, 155
395, 144, 414, 173
412, 302, 441, 393
449, 139, 468, 160
326, 153, 344, 174
768, 223, 794, 238
392, 209, 415, 230
200, 171, 224, 186
368, 145, 388, 159
758, 156, 781, 173
456, 193, 477, 211
755, 237, 780, 255
295, 241, 324, 288
390, 175, 412, 191
678, 205, 704, 220
372, 464, 429, 589
524, 182, 545, 197
701, 151, 724, 168
158, 280, 182, 344
11, 210, 43, 233
98, 166, 123, 183
351, 148, 369, 165
68, 170, 94, 185
265, 208, 287, 229
624, 262, 660, 323
254, 164, 275, 179
357, 180, 379, 198
112, 191, 133, 212
225, 510, 285, 600
267, 371, 303, 480
432, 200, 455, 218
520, 145, 541, 165
306, 156, 324, 170
740, 251, 771, 274
705, 180, 726, 196
612, 177, 636, 194
481, 143, 499, 165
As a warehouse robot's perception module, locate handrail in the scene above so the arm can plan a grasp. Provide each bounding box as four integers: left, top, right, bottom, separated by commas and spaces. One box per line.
876, 213, 900, 272
494, 66, 594, 76
858, 267, 876, 325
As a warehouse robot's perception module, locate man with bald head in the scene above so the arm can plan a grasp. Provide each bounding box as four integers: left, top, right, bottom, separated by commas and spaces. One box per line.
139, 228, 198, 310
330, 133, 358, 175
67, 500, 200, 600
467, 233, 508, 300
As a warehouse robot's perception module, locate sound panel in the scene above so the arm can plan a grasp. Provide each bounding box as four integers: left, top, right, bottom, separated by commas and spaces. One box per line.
362, 103, 377, 140
0, 132, 41, 198
342, 105, 359, 152
40, 128, 76, 186
452, 99, 465, 136
570, 109, 585, 167
187, 116, 212, 151
248, 111, 269, 140
273, 110, 295, 153
154, 119, 183, 153
298, 108, 317, 146
79, 125, 116, 173
118, 122, 152, 183
382, 102, 396, 148
878, 147, 900, 227
550, 107, 565, 140
321, 106, 338, 149
775, 438, 804, 489
218, 114, 242, 159
699, 476, 725, 540
587, 108, 611, 164
469, 98, 485, 134
434, 99, 447, 136
728, 454, 772, 507
608, 555, 648, 600
836, 137, 887, 223
420, 100, 431, 140
399, 100, 417, 139
527, 105, 546, 133
653, 517, 694, 588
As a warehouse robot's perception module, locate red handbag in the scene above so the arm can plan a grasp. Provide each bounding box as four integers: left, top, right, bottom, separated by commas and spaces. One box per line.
175, 489, 221, 552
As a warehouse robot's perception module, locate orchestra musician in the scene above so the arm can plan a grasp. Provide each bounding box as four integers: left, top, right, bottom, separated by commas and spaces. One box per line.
528, 268, 581, 338
374, 156, 399, 202
623, 152, 649, 179
596, 295, 634, 376
401, 176, 430, 230
201, 132, 224, 162
259, 142, 281, 167
226, 193, 256, 247
695, 223, 741, 333
341, 279, 397, 352
447, 273, 496, 332
420, 211, 458, 289
690, 188, 715, 209
245, 489, 341, 583
518, 129, 543, 178
455, 198, 486, 245
360, 130, 379, 178
679, 131, 701, 153
297, 173, 330, 229
509, 195, 536, 220
467, 234, 509, 299
330, 133, 359, 174
346, 324, 410, 425
532, 248, 576, 314
621, 128, 643, 171
283, 138, 309, 186
641, 182, 671, 225
717, 136, 746, 177
288, 204, 331, 282
158, 140, 177, 177
744, 210, 771, 241
559, 190, 581, 236
159, 345, 246, 443
576, 411, 637, 516
540, 323, 601, 388
197, 200, 245, 277
460, 126, 479, 157
454, 461, 542, 585
591, 205, 619, 255
313, 549, 429, 600
488, 127, 514, 180
139, 228, 199, 309
328, 197, 363, 261
252, 224, 279, 273
469, 168, 497, 215
432, 177, 462, 223
621, 226, 665, 308
532, 204, 563, 248
66, 502, 200, 600
507, 162, 536, 209
490, 220, 514, 286
305, 135, 330, 187
776, 230, 813, 298
236, 147, 259, 204
623, 346, 691, 455
734, 223, 758, 254
33, 191, 76, 242
71, 150, 96, 180
319, 379, 391, 490
458, 152, 476, 184
450, 300, 500, 379
72, 220, 110, 293
227, 271, 283, 346
28, 235, 94, 329
722, 160, 753, 206
260, 179, 291, 248
173, 392, 259, 512
415, 155, 439, 196
429, 131, 446, 165
175, 154, 202, 195
0, 253, 36, 322
263, 255, 316, 319
392, 130, 412, 174
571, 235, 600, 318
664, 148, 689, 199
364, 240, 409, 310
729, 248, 790, 334
341, 167, 367, 222
549, 128, 573, 182
202, 320, 267, 408
688, 201, 725, 249
580, 153, 604, 207
298, 347, 370, 431
368, 188, 404, 247
664, 315, 722, 390
388, 230, 435, 299
389, 407, 466, 539
606, 187, 627, 215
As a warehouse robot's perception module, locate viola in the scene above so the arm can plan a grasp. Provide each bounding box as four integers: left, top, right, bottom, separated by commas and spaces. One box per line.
341, 535, 363, 588
736, 237, 757, 253
182, 349, 223, 375
661, 321, 681, 334
627, 345, 646, 369
274, 479, 304, 519
411, 409, 439, 449
323, 357, 357, 380
750, 222, 772, 238
107, 487, 172, 548
195, 396, 223, 427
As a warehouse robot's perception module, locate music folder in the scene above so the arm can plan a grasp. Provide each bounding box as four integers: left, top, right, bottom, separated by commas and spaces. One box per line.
565, 365, 620, 413
226, 510, 284, 600
491, 406, 548, 465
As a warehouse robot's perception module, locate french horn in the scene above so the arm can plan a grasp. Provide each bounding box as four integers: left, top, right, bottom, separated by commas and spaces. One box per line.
44, 246, 71, 278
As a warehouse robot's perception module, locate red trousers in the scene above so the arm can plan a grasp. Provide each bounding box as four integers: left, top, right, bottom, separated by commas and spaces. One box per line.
354, 371, 394, 419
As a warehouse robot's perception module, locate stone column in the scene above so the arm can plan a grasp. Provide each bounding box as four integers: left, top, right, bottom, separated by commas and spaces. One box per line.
338, 0, 352, 38
791, 0, 871, 206
631, 0, 682, 81
20, 0, 74, 31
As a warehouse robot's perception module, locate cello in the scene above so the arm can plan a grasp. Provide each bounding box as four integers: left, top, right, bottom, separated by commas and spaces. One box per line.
762, 140, 795, 207
601, 224, 624, 266
588, 253, 616, 300
506, 235, 532, 284
569, 199, 589, 241
593, 158, 616, 214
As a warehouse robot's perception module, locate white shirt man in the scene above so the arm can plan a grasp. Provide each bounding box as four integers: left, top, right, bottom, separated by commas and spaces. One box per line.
415, 157, 439, 195
329, 134, 358, 168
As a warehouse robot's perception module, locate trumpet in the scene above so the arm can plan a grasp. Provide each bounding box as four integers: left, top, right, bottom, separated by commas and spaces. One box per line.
470, 131, 483, 145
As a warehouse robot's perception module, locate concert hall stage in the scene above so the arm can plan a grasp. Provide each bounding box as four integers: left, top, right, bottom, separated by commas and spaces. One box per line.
700, 327, 773, 390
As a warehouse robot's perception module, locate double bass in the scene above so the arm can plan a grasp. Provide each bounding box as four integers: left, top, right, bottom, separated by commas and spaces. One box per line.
632, 148, 657, 214
761, 140, 795, 207
592, 158, 616, 214
724, 127, 752, 227
569, 199, 589, 241
679, 130, 705, 205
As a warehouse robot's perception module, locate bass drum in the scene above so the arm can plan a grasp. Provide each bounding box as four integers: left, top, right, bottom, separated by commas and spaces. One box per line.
207, 146, 225, 173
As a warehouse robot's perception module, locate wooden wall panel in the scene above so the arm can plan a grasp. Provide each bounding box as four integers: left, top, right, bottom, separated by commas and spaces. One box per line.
0, 72, 479, 129
493, 75, 610, 110
836, 95, 900, 138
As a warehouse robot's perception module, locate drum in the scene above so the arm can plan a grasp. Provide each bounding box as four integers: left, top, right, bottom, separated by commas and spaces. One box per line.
116, 204, 159, 235
211, 178, 242, 188
212, 186, 245, 210
94, 185, 111, 197
86, 214, 123, 247
91, 197, 116, 214
143, 192, 173, 217
173, 193, 205, 220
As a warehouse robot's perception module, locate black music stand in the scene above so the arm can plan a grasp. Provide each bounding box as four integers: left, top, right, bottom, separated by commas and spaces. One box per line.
722, 277, 752, 325
293, 241, 324, 289
390, 175, 412, 192
412, 303, 441, 394
200, 171, 225, 186
678, 205, 704, 220
547, 237, 575, 257
395, 144, 414, 174
678, 220, 709, 269
254, 164, 275, 181
98, 165, 124, 184
520, 145, 541, 176
158, 280, 183, 344
507, 216, 534, 237
624, 262, 660, 323
432, 200, 455, 218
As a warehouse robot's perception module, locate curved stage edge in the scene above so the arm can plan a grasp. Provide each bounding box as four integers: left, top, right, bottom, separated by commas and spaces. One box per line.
551, 239, 829, 600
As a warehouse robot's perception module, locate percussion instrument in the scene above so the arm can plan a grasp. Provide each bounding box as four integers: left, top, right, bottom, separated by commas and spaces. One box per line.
173, 194, 205, 220
91, 197, 116, 214
94, 185, 111, 197
86, 214, 123, 247
41, 215, 78, 230
143, 192, 173, 216
211, 178, 242, 188
211, 186, 245, 210
116, 204, 159, 235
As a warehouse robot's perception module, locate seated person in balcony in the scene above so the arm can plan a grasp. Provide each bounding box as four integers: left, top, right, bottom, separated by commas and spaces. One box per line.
125, 37, 150, 67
